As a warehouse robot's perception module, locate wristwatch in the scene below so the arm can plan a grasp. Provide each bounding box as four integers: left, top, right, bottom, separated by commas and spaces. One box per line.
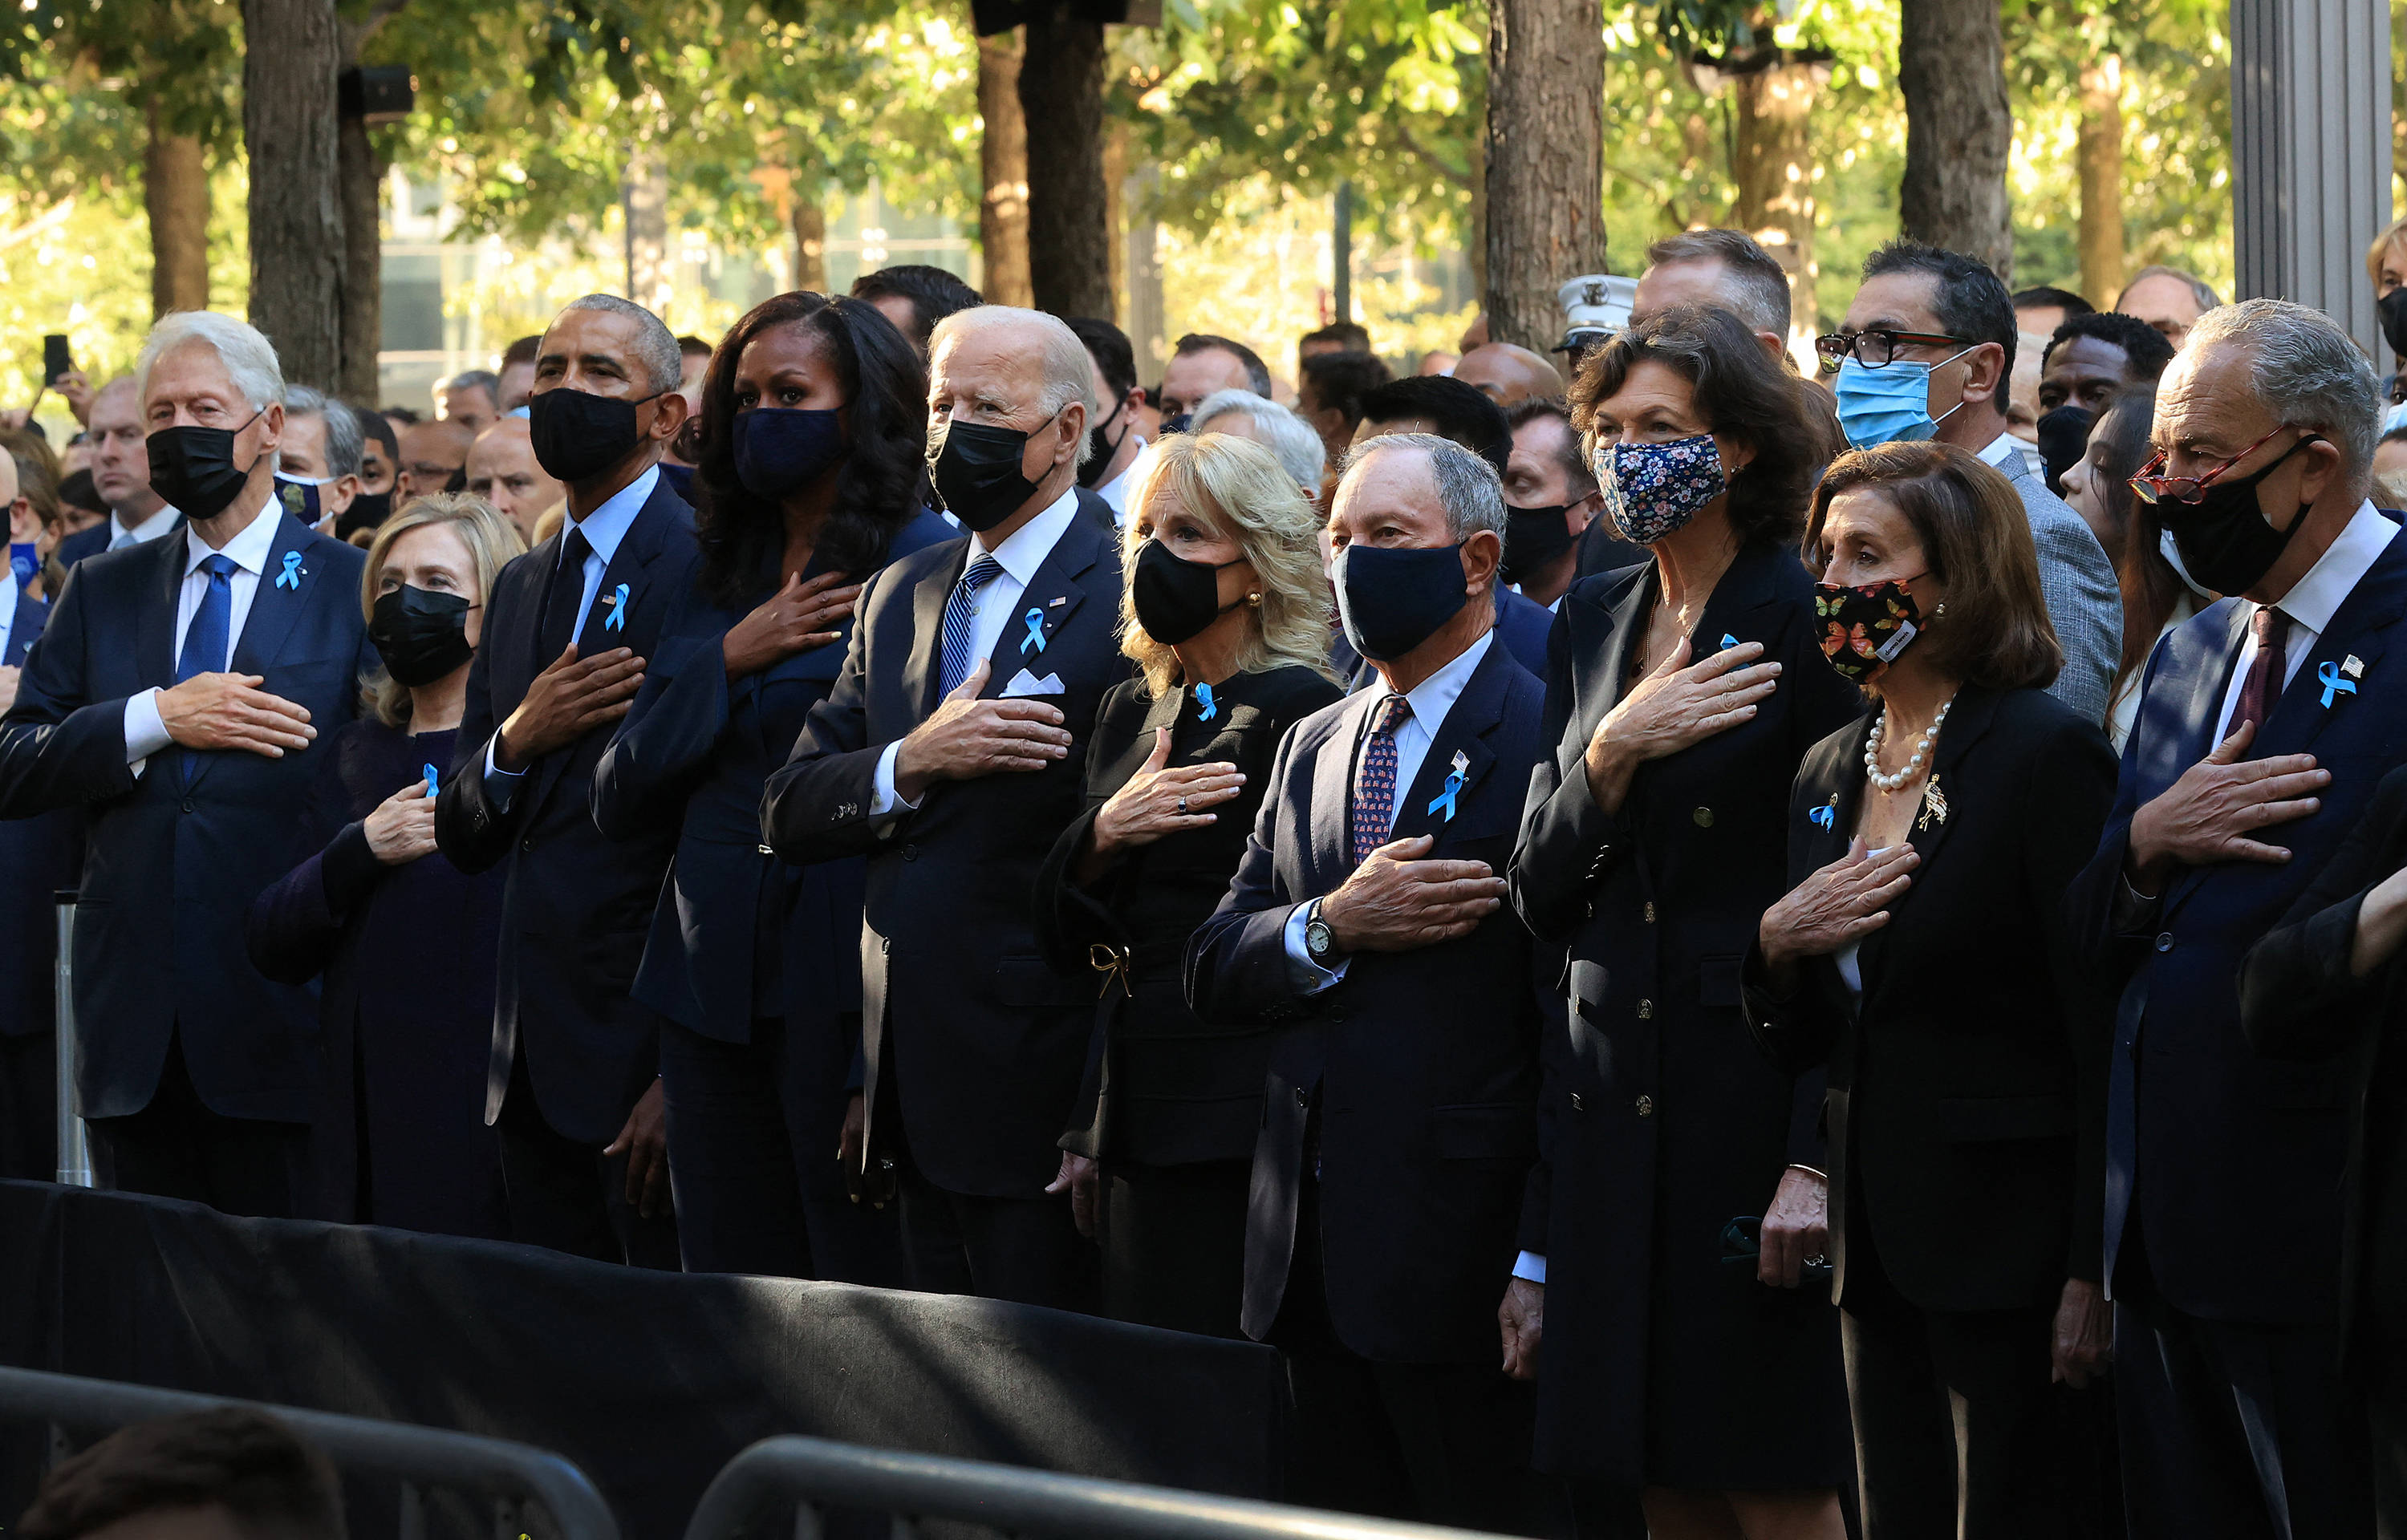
1304, 898, 1338, 964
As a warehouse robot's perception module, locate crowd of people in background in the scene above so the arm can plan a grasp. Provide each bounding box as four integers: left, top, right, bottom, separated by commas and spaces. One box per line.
6, 213, 2407, 1540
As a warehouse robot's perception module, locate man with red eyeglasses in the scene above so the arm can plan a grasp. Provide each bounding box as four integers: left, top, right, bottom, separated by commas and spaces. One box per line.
2067, 298, 2402, 1540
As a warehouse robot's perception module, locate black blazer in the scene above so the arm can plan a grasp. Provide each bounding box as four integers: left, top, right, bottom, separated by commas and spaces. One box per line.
55, 517, 186, 573
1184, 636, 1547, 1364
2239, 763, 2407, 1356
434, 473, 702, 1146
761, 505, 1131, 1198
0, 513, 371, 1121
0, 590, 71, 1040
1744, 685, 2119, 1315
1035, 663, 1344, 1166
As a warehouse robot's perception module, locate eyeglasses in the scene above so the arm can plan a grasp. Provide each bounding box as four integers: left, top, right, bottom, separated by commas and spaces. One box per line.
2128, 426, 2313, 505
1813, 329, 1977, 371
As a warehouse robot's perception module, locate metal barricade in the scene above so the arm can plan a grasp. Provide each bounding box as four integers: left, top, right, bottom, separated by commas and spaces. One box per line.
0, 1364, 617, 1540
50, 894, 88, 1187
683, 1436, 1508, 1540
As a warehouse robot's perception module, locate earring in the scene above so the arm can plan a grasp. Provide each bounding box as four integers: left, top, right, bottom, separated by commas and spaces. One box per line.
1932, 601, 1947, 619
1246, 592, 1263, 606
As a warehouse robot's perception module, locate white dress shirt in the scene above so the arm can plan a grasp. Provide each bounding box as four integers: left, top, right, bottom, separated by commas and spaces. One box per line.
120, 496, 286, 774
2209, 500, 2393, 744
1282, 629, 1496, 993
108, 504, 181, 551
869, 485, 1085, 816
483, 464, 661, 802
0, 565, 18, 663
1094, 437, 1154, 526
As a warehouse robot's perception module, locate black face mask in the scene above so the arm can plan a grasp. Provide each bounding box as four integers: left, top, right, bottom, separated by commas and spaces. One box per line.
1333, 541, 1470, 662
2381, 287, 2407, 361
2036, 404, 2095, 498
1132, 537, 1248, 646
148, 411, 265, 521
2158, 433, 2320, 597
338, 490, 392, 542
1078, 399, 1130, 488
1156, 411, 1194, 438
527, 387, 663, 484
735, 407, 848, 499
1500, 503, 1579, 585
929, 415, 1053, 533
368, 584, 476, 687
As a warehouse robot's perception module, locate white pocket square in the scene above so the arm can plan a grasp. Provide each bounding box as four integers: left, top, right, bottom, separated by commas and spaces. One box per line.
1001, 668, 1065, 698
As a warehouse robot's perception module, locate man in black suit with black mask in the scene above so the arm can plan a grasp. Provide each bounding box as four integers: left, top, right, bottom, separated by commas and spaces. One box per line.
763, 305, 1122, 1311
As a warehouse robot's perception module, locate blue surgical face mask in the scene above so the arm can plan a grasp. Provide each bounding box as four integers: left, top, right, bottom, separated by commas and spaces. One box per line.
1833, 348, 1978, 451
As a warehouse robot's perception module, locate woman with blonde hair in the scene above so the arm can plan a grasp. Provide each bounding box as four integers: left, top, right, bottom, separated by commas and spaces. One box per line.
247, 494, 526, 1236
1034, 430, 1343, 1335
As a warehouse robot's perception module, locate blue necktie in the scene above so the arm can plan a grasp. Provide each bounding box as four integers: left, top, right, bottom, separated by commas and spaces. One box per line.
175, 553, 239, 779
940, 553, 1004, 698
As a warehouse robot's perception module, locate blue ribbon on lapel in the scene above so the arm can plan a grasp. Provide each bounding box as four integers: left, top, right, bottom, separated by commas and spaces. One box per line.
422, 763, 440, 796
1195, 682, 1217, 721
2320, 660, 2358, 708
1720, 633, 1738, 650
1020, 607, 1046, 654
1426, 752, 1469, 821
603, 582, 630, 632
1808, 802, 1836, 831
274, 551, 304, 590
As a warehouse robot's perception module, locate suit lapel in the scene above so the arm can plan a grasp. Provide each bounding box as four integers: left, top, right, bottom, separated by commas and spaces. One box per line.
1863, 687, 2000, 981
906, 545, 967, 717
1307, 693, 1371, 893
2252, 533, 2407, 761
979, 517, 1103, 701
226, 517, 315, 679
140, 533, 184, 691
1561, 564, 1654, 765
1390, 642, 1510, 847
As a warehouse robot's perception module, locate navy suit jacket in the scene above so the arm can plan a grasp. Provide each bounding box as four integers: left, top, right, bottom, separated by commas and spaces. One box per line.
56, 517, 185, 573
2067, 522, 2407, 1323
434, 474, 703, 1146
0, 590, 73, 1040
0, 513, 371, 1120
1185, 636, 1546, 1363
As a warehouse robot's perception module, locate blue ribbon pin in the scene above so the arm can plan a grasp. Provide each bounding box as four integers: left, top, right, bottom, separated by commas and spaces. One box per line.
1020, 607, 1047, 654
1195, 683, 1217, 722
1425, 750, 1470, 821
421, 763, 440, 797
1808, 802, 1836, 832
1720, 634, 1739, 650
2319, 659, 2358, 708
603, 582, 629, 632
274, 551, 304, 590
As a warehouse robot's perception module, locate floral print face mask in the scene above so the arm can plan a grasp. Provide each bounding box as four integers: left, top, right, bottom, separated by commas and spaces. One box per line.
1595, 432, 1729, 545
1814, 573, 1930, 683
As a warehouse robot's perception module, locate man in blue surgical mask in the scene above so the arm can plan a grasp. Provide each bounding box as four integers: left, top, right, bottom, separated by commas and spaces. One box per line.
1825, 241, 2121, 727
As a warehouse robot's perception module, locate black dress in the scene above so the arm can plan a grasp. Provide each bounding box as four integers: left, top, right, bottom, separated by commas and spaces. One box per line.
246, 719, 506, 1238
1035, 663, 1342, 1335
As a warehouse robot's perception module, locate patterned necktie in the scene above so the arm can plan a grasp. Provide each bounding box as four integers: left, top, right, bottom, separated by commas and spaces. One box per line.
536, 527, 594, 663
175, 553, 239, 779
2234, 604, 2291, 741
940, 553, 1005, 698
1350, 694, 1415, 865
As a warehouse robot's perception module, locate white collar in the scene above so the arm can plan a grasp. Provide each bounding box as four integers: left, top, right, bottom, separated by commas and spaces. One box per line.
1372, 628, 1495, 731
562, 463, 660, 569
1975, 433, 2021, 469
114, 505, 180, 544
182, 496, 284, 576
975, 484, 1082, 586
2263, 501, 2397, 634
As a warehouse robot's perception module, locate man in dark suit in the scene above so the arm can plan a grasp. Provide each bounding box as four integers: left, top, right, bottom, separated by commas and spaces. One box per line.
0, 312, 371, 1215
763, 305, 1120, 1311
2066, 298, 2405, 1539
55, 377, 182, 570
1186, 434, 1548, 1534
0, 451, 70, 1181
434, 294, 700, 1267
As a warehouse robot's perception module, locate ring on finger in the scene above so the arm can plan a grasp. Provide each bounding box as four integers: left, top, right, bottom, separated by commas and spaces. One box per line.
1177, 796, 1188, 814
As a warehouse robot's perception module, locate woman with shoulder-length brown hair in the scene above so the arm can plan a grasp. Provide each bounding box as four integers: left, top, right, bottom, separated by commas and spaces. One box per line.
1745, 440, 2121, 1538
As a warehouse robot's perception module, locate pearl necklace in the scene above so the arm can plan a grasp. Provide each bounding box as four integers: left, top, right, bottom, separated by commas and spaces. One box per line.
1864, 695, 1955, 794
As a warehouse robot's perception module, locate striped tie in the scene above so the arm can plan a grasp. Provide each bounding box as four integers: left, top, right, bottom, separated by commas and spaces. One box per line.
1350, 694, 1414, 865
940, 553, 1005, 698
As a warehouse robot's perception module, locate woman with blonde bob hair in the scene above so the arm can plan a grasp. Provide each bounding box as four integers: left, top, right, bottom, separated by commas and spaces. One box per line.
1033, 431, 1342, 1335
246, 493, 525, 1237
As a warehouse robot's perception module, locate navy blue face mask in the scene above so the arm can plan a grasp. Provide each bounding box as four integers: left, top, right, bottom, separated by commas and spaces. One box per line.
734, 407, 848, 499
1333, 541, 1470, 662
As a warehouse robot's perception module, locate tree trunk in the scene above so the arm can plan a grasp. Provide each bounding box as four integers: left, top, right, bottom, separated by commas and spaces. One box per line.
336, 111, 384, 403
1482, 0, 1606, 351
144, 99, 211, 318
2077, 58, 2125, 307
242, 0, 345, 387
1016, 2, 1111, 318
1897, 0, 2013, 279
978, 30, 1033, 307
626, 152, 670, 310
1104, 120, 1128, 326
1730, 51, 1821, 343
1125, 166, 1165, 379
791, 190, 829, 294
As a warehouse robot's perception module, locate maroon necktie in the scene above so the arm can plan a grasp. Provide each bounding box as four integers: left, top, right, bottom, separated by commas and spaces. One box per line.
2234, 605, 2291, 740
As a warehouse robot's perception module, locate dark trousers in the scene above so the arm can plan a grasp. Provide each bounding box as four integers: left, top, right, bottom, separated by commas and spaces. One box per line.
2372, 1364, 2407, 1540
1269, 1177, 1554, 1537
494, 1052, 680, 1270
660, 1016, 903, 1285
0, 1031, 56, 1182
1839, 1214, 2064, 1540
1098, 1156, 1248, 1337
887, 1101, 1094, 1311
2113, 1242, 2370, 1540
87, 1034, 304, 1218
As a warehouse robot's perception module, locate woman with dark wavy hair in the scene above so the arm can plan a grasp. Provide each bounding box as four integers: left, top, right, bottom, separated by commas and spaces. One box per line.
592, 291, 951, 1280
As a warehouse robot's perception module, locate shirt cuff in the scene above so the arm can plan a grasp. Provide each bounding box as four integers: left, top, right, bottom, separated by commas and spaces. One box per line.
1283, 900, 1348, 995
1512, 1251, 1547, 1284
2111, 873, 2161, 931
869, 740, 923, 818
124, 688, 170, 776
483, 736, 526, 813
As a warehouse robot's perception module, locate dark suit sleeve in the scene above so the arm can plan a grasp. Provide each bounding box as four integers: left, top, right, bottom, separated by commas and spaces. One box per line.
1184, 728, 1305, 1026
245, 743, 380, 986
1741, 771, 1846, 1076
761, 565, 904, 864
2239, 768, 2407, 1062
591, 630, 729, 842
1509, 609, 1632, 941
0, 563, 140, 817
433, 597, 517, 876
2063, 634, 2173, 984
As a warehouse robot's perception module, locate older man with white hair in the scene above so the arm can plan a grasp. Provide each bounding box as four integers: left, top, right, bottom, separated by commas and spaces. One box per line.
2068, 298, 2403, 1539
765, 304, 1126, 1310
1191, 387, 1326, 496
0, 310, 371, 1216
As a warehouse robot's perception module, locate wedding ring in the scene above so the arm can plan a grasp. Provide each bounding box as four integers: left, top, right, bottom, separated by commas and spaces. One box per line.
1178, 796, 1188, 814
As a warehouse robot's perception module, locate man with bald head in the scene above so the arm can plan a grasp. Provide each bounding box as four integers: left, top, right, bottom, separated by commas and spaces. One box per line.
436, 293, 700, 1267
2116, 264, 2222, 352
397, 417, 475, 505
55, 377, 181, 569
1632, 229, 1796, 367
1451, 343, 1563, 408
465, 417, 564, 544
765, 305, 1124, 1310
